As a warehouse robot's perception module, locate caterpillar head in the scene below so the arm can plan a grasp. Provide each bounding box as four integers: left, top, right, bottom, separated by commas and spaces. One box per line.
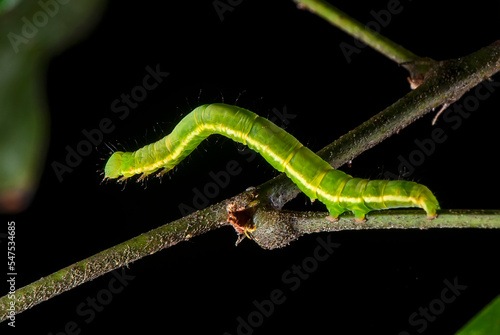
104, 151, 124, 179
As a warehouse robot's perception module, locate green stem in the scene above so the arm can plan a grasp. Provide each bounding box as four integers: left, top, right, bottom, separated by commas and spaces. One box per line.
294, 0, 422, 64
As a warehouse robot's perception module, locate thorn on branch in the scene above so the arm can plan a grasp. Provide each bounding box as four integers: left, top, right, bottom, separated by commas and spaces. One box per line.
401, 57, 436, 89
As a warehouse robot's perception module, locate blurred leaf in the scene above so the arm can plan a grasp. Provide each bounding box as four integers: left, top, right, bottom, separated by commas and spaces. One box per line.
0, 0, 20, 14
0, 0, 105, 212
456, 295, 500, 334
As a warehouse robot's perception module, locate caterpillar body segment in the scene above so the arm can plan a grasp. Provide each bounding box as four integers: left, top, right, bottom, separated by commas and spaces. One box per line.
104, 103, 439, 220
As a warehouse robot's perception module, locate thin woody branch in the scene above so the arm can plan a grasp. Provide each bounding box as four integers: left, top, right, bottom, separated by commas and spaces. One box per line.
249, 209, 500, 249
2, 40, 499, 321
0, 191, 250, 322
259, 40, 500, 210
1, 4, 500, 325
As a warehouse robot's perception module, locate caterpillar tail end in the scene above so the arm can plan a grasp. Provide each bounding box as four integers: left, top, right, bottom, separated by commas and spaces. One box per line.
104, 151, 124, 180
418, 186, 440, 220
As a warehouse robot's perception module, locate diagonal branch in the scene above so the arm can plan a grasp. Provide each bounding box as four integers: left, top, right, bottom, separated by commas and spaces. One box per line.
259, 40, 500, 212
2, 0, 500, 323
1, 40, 499, 322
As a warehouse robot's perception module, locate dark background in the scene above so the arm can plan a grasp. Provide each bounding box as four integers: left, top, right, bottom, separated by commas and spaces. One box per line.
3, 0, 500, 334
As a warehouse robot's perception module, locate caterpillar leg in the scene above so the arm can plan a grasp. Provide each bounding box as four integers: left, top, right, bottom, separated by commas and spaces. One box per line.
352, 210, 368, 223
326, 207, 345, 222
137, 171, 154, 181
327, 210, 367, 223
326, 216, 339, 222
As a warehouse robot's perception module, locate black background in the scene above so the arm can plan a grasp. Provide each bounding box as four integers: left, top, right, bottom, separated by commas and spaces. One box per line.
2, 0, 500, 334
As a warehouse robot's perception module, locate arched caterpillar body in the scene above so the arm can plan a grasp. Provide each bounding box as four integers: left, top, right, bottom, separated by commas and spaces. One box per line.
104, 103, 439, 221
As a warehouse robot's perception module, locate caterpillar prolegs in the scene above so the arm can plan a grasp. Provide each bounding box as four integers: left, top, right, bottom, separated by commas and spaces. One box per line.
104, 103, 440, 221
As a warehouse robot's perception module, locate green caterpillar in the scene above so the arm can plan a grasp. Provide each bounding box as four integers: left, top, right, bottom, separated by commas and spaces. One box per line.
104, 103, 439, 221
